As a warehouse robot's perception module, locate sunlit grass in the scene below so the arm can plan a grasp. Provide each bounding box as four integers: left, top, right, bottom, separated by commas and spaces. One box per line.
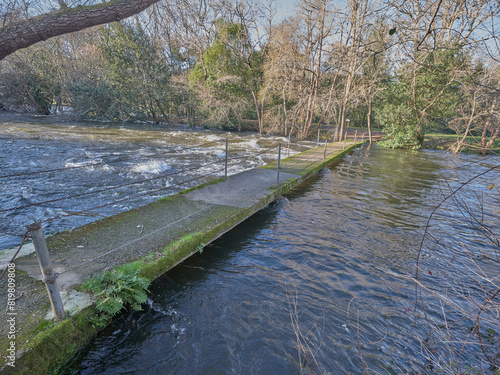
424, 133, 500, 154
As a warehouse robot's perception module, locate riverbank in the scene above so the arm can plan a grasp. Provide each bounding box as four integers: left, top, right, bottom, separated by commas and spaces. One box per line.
0, 111, 380, 143
0, 111, 209, 133
424, 133, 500, 154
0, 139, 362, 375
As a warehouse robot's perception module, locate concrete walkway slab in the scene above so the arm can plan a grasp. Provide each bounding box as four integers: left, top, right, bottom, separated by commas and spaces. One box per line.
185, 168, 300, 208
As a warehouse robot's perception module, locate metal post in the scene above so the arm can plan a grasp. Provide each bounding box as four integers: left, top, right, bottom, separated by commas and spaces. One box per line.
277, 144, 281, 187
287, 132, 291, 158
224, 138, 228, 179
362, 134, 365, 143
317, 128, 320, 147
354, 130, 358, 144
343, 131, 347, 150
27, 223, 65, 321
323, 139, 328, 168
334, 128, 338, 142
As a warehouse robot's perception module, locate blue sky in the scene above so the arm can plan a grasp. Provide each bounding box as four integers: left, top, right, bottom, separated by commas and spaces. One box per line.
274, 0, 297, 21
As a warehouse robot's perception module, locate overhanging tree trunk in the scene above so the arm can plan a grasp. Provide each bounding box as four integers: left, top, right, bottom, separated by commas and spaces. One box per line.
367, 96, 373, 144
0, 0, 160, 60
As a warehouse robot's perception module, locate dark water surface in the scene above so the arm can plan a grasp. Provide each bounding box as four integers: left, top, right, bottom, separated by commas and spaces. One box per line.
60, 146, 500, 374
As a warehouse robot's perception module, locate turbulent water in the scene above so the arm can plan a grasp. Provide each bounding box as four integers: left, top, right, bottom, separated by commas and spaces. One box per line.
1, 116, 498, 374
0, 116, 313, 250
52, 144, 498, 374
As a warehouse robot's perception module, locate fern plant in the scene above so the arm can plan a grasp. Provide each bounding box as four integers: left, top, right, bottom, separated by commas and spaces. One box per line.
83, 262, 150, 327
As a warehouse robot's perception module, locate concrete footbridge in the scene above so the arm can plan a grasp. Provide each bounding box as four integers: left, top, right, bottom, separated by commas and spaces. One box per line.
0, 138, 362, 374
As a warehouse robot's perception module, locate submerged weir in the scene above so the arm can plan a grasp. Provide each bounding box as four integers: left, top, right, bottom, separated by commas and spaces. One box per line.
0, 118, 361, 374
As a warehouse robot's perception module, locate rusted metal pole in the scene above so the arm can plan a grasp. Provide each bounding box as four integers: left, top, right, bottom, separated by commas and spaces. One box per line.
277, 144, 281, 187
27, 223, 65, 321
323, 139, 328, 168
224, 138, 228, 179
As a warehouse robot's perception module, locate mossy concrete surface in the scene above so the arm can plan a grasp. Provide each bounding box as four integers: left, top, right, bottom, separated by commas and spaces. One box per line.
0, 140, 362, 375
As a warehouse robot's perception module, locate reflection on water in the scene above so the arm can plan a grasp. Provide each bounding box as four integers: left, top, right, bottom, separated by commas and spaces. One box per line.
60, 146, 500, 374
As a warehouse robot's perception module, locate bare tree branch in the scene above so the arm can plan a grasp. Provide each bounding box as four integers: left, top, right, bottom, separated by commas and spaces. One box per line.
416, 0, 443, 51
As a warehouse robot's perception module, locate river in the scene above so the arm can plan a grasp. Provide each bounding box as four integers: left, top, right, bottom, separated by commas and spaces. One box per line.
1, 117, 498, 373
57, 144, 498, 374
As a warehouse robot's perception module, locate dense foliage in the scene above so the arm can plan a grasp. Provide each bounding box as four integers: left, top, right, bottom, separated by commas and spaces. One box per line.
0, 0, 498, 151
82, 261, 150, 327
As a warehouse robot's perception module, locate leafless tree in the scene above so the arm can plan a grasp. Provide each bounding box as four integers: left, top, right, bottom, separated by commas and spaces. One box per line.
385, 0, 500, 144
450, 64, 500, 155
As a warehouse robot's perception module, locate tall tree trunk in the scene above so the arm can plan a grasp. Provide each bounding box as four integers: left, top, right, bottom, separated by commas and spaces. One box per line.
480, 118, 489, 154
453, 95, 477, 153
339, 72, 354, 141
186, 103, 192, 126
191, 107, 196, 128
339, 104, 346, 142
251, 90, 263, 134
149, 100, 158, 124
483, 103, 499, 153
314, 73, 339, 134
303, 1, 326, 139
154, 98, 171, 125
282, 84, 288, 135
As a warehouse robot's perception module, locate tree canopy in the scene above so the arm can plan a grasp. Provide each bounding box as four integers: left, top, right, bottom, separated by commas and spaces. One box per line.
0, 0, 499, 150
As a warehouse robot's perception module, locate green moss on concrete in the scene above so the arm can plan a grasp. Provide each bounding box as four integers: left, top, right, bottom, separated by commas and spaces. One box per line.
262, 146, 324, 170
0, 269, 51, 371
3, 306, 103, 375
45, 178, 226, 254
179, 178, 225, 195
305, 144, 357, 176
15, 188, 276, 374
262, 143, 358, 177
139, 202, 272, 282
138, 156, 331, 286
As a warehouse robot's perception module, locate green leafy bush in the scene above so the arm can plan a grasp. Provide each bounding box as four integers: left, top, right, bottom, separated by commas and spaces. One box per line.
82, 262, 150, 327
376, 102, 423, 150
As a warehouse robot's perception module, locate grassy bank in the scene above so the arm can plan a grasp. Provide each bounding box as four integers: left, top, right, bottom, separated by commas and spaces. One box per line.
424, 133, 500, 154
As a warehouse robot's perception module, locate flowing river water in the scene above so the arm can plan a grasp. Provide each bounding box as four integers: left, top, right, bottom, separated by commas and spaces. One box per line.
1, 116, 499, 374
